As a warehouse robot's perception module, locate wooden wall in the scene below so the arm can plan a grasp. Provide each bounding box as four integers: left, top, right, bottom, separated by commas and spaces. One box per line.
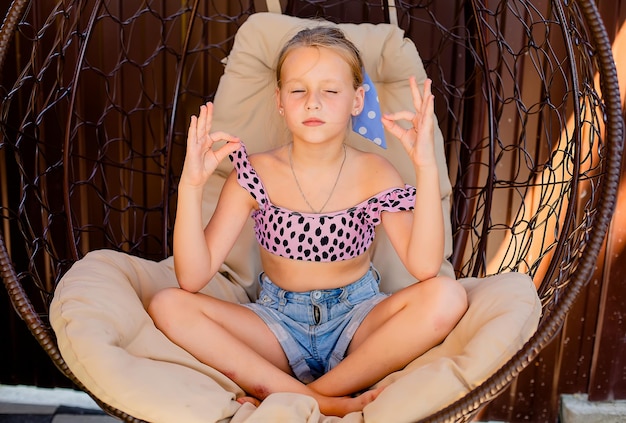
480, 2, 626, 420
0, 1, 624, 422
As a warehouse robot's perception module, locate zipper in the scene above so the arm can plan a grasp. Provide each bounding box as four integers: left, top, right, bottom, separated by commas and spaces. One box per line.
313, 305, 321, 324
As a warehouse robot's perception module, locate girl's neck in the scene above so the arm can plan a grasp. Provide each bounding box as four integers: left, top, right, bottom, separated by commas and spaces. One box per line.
289, 140, 346, 169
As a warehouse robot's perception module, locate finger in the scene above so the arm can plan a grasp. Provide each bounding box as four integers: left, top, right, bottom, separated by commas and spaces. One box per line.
382, 110, 415, 122
204, 101, 213, 137
187, 115, 198, 145
212, 138, 242, 163
409, 76, 423, 110
381, 116, 413, 143
425, 88, 435, 116
208, 131, 240, 144
418, 86, 435, 126
381, 121, 414, 153
423, 78, 433, 98
196, 104, 208, 142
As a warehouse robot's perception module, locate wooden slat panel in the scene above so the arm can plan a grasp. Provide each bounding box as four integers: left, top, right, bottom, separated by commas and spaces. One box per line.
587, 2, 626, 397
589, 157, 626, 401
482, 0, 626, 420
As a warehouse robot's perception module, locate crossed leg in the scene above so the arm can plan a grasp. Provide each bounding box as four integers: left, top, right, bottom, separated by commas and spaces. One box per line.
147, 288, 381, 417
148, 274, 467, 415
308, 275, 468, 396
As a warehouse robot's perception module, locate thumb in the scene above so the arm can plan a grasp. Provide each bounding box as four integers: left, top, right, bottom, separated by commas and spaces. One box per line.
213, 139, 242, 163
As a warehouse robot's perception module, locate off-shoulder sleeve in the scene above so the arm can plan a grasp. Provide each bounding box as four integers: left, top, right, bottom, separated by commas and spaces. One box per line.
228, 143, 268, 208
366, 185, 416, 225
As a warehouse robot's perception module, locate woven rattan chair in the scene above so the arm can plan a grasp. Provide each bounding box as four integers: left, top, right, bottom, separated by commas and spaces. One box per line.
0, 1, 622, 422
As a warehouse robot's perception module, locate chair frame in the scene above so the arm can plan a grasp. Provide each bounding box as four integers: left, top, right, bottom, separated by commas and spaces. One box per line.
1, 1, 623, 422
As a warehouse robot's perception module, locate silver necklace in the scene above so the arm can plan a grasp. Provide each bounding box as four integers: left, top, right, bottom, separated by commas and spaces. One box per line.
288, 143, 347, 214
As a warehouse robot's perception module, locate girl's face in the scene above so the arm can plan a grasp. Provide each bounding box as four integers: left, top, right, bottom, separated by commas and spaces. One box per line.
276, 46, 364, 145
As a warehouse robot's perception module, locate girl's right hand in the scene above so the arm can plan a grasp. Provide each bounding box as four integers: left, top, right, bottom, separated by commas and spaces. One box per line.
180, 102, 241, 187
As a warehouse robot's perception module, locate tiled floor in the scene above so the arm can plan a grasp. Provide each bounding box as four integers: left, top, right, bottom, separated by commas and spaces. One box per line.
0, 385, 116, 422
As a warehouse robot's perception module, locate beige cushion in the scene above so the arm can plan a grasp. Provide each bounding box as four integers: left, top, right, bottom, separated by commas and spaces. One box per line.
50, 250, 540, 422
51, 251, 245, 423
365, 272, 540, 421
50, 12, 541, 423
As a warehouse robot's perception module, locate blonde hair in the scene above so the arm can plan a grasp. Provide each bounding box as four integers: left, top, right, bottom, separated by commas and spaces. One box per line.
276, 26, 364, 90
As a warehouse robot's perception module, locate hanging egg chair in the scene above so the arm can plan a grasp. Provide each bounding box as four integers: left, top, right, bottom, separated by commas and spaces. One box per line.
0, 1, 622, 422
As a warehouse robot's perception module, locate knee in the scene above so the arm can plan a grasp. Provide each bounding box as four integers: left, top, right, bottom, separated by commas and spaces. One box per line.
147, 287, 186, 330
424, 276, 468, 331
441, 276, 467, 308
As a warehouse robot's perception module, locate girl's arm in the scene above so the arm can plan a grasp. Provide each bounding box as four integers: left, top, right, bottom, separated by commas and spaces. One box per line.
380, 78, 445, 281
173, 102, 245, 292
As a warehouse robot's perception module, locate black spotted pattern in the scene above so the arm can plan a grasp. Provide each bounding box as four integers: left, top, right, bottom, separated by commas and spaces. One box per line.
229, 144, 416, 262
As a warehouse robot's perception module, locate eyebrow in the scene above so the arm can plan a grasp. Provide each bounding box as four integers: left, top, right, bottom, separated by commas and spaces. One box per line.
282, 78, 344, 85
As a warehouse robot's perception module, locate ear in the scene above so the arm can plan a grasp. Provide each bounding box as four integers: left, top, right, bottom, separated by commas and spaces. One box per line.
352, 85, 365, 116
275, 87, 283, 115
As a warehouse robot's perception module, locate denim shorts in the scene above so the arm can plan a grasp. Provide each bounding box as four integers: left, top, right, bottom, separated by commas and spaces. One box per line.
244, 267, 389, 383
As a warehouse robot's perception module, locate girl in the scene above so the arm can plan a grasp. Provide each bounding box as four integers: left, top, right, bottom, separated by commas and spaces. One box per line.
148, 26, 468, 417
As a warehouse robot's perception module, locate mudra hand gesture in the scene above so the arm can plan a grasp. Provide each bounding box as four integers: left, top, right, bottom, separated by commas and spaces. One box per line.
180, 102, 241, 187
382, 77, 437, 168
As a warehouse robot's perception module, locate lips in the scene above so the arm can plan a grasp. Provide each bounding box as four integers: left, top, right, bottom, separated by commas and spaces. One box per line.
302, 118, 324, 126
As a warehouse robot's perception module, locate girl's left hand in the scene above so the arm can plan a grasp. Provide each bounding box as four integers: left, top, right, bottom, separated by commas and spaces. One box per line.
381, 77, 437, 168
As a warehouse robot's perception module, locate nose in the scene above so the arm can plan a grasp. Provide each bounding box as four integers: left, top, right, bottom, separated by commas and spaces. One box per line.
305, 92, 321, 110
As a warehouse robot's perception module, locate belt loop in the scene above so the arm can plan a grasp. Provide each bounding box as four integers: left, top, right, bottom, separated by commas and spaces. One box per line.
339, 286, 348, 302
278, 287, 287, 307
256, 272, 265, 300
371, 265, 381, 283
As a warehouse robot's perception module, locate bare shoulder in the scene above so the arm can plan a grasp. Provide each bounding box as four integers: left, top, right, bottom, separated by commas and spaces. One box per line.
349, 147, 405, 193
247, 145, 288, 170
244, 145, 291, 198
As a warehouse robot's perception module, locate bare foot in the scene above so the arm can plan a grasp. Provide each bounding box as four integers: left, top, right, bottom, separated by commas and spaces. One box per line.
236, 387, 383, 416
237, 396, 261, 407
314, 386, 384, 417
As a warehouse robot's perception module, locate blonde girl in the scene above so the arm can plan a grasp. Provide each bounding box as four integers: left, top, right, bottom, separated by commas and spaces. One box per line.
148, 26, 467, 417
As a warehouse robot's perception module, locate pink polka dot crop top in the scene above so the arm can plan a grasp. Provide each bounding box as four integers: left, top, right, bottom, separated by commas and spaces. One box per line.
229, 143, 416, 262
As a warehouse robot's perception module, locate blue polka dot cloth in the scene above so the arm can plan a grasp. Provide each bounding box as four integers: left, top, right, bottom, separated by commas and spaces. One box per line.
351, 71, 387, 149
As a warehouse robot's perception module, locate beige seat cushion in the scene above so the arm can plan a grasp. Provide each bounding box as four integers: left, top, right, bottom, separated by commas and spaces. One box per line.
51, 250, 539, 422
50, 12, 541, 423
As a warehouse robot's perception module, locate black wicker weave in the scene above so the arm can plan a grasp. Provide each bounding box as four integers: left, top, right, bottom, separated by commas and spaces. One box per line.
0, 1, 622, 422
